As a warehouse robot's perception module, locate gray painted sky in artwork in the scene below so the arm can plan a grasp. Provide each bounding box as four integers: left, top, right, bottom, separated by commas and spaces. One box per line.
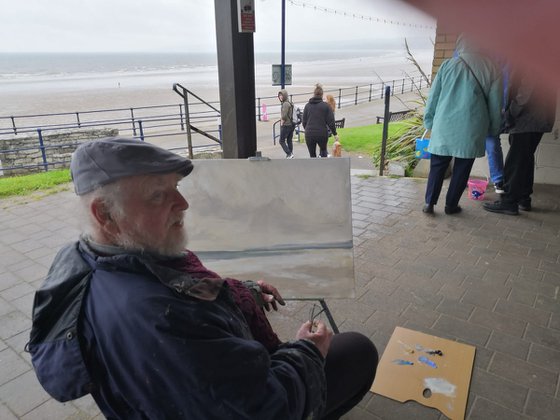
180, 158, 352, 251
0, 0, 435, 53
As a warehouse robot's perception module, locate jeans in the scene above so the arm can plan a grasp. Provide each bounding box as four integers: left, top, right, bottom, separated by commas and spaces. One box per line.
279, 125, 295, 156
485, 135, 504, 184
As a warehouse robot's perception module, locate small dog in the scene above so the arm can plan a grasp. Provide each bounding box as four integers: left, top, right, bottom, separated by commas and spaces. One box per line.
332, 137, 342, 157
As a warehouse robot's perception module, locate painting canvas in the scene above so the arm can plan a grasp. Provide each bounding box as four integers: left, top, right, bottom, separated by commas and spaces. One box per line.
179, 158, 355, 298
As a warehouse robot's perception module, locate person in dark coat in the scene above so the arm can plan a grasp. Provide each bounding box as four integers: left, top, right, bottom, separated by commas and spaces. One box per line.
483, 71, 557, 215
303, 84, 339, 158
27, 137, 378, 419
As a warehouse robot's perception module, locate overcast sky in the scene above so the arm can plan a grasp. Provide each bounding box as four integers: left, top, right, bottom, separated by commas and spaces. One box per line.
0, 0, 435, 53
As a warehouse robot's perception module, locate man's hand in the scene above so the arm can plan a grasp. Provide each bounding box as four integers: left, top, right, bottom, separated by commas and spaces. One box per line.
256, 280, 286, 312
296, 321, 333, 358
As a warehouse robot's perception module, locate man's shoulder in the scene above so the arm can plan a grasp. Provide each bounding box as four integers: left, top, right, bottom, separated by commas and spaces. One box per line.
48, 241, 91, 279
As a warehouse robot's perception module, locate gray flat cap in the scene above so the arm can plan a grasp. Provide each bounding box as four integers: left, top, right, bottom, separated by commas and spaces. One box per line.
70, 137, 193, 196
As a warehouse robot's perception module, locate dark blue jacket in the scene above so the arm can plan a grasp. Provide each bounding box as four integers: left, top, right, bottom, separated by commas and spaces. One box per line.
28, 240, 326, 419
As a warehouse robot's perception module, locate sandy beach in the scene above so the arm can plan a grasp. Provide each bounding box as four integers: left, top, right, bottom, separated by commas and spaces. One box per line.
0, 51, 433, 118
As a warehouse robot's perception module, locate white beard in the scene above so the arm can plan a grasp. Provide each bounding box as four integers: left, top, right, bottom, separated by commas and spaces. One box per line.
116, 222, 188, 257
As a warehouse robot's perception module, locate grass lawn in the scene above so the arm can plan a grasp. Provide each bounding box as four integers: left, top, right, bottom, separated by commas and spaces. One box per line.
329, 121, 410, 155
0, 169, 71, 198
0, 121, 410, 198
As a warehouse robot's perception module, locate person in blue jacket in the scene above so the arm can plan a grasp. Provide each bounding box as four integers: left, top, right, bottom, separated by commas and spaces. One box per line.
27, 137, 378, 420
423, 35, 503, 215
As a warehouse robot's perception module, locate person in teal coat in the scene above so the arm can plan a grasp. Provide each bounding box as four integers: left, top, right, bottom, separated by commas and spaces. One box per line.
423, 35, 503, 215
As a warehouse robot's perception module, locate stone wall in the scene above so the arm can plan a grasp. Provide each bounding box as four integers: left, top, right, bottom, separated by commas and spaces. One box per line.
0, 128, 118, 176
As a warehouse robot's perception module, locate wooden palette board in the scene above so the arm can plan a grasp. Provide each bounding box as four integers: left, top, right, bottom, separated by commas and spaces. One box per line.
371, 327, 476, 420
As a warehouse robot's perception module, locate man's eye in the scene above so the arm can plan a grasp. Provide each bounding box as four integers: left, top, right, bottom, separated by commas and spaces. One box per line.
151, 191, 165, 201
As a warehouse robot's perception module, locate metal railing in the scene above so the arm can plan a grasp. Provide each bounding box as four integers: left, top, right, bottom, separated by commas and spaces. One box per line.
256, 74, 427, 122
0, 74, 429, 175
0, 92, 223, 174
172, 83, 222, 159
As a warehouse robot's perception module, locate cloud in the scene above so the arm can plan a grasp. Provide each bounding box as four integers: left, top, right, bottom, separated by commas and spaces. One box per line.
0, 0, 434, 52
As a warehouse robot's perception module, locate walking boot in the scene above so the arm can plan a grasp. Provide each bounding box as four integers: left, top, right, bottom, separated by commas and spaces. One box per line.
444, 205, 462, 215
518, 199, 531, 211
422, 204, 434, 214
483, 200, 519, 215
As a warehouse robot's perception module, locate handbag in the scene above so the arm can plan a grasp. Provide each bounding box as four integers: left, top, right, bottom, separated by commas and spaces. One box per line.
415, 129, 430, 159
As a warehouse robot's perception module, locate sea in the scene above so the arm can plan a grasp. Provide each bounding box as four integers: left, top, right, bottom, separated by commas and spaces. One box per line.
0, 48, 432, 89
0, 43, 433, 116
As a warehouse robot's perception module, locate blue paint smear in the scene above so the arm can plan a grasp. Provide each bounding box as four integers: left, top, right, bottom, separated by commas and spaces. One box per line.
419, 356, 437, 368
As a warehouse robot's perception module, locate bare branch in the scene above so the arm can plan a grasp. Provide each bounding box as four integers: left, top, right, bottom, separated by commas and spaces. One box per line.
404, 38, 431, 87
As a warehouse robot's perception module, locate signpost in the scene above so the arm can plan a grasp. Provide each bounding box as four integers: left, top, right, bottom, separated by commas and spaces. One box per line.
272, 64, 292, 85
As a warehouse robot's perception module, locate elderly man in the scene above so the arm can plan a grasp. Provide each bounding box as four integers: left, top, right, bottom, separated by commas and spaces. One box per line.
28, 137, 378, 419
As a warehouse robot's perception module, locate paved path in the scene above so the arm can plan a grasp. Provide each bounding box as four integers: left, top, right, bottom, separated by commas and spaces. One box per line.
1, 95, 560, 419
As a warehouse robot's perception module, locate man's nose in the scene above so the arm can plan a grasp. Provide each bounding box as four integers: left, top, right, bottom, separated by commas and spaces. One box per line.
173, 191, 189, 210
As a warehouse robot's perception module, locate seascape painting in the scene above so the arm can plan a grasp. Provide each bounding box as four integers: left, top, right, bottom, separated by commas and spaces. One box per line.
180, 158, 355, 298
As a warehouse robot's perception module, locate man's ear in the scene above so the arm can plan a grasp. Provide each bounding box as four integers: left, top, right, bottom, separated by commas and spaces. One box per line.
90, 199, 118, 234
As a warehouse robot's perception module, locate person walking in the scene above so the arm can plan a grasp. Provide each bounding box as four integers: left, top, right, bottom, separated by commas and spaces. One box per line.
422, 35, 503, 215
326, 94, 336, 114
483, 72, 557, 215
303, 84, 338, 158
326, 94, 337, 141
278, 89, 295, 158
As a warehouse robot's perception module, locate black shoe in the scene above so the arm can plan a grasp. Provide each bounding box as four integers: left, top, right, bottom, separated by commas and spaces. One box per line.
518, 201, 532, 211
422, 204, 434, 214
483, 200, 519, 215
444, 205, 462, 215
494, 182, 505, 194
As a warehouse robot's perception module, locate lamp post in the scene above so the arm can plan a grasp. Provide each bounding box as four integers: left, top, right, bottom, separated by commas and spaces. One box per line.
281, 0, 286, 89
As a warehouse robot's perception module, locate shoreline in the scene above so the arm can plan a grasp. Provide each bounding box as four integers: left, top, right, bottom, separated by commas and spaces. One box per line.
0, 53, 432, 117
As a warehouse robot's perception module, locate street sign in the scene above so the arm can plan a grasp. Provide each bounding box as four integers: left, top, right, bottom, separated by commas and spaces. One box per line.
272, 64, 292, 86
237, 0, 255, 33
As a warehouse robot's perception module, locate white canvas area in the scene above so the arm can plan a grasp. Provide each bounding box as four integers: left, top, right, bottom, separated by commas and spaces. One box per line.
179, 158, 355, 298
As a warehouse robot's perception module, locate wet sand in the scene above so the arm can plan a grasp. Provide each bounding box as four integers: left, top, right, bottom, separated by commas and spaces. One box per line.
0, 52, 433, 117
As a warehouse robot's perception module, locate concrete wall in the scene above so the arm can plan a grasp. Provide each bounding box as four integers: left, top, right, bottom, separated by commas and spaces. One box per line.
0, 129, 118, 176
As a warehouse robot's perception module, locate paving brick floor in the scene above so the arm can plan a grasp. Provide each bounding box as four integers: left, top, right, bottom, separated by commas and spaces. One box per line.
1, 174, 559, 419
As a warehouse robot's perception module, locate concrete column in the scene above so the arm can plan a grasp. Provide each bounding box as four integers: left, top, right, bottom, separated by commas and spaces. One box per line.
214, 0, 257, 158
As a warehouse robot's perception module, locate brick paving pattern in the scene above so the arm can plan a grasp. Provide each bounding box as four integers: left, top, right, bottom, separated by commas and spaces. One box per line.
1, 174, 559, 419
1, 94, 559, 418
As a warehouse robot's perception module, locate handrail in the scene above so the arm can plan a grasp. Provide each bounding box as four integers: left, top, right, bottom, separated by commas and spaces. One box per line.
172, 83, 222, 158
173, 83, 221, 114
